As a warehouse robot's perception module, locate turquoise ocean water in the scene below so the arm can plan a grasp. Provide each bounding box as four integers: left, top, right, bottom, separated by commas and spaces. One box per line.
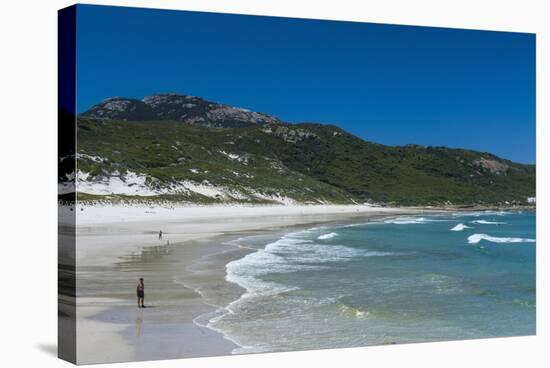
207, 211, 536, 353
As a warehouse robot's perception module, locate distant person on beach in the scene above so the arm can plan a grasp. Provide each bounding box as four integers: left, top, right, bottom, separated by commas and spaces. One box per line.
158, 230, 163, 240
137, 278, 145, 308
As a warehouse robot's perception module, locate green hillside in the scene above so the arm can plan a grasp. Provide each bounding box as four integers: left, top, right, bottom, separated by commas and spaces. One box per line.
71, 117, 535, 206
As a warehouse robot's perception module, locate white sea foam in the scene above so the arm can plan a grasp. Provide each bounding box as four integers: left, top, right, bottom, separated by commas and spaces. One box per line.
214, 230, 398, 353
342, 221, 379, 228
225, 232, 395, 297
467, 234, 535, 244
451, 223, 471, 231
317, 232, 338, 240
452, 210, 514, 218
384, 217, 426, 224
472, 220, 507, 225
339, 304, 370, 319
384, 216, 446, 225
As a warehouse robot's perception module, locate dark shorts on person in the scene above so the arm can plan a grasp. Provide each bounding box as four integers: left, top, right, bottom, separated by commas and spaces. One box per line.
137, 291, 144, 298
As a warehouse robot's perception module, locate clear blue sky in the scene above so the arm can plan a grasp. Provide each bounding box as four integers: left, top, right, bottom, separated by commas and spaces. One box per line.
76, 5, 536, 163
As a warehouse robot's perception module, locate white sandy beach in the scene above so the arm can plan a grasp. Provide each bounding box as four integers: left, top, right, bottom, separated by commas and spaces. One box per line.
61, 204, 430, 364
67, 204, 421, 267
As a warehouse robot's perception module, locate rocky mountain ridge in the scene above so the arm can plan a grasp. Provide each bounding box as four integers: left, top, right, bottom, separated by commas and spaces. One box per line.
81, 93, 281, 127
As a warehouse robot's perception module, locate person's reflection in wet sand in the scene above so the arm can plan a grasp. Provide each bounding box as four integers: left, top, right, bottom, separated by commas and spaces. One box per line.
135, 309, 143, 337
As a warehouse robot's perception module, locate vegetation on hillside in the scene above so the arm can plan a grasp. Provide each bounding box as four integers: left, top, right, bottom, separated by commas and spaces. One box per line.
71, 117, 535, 206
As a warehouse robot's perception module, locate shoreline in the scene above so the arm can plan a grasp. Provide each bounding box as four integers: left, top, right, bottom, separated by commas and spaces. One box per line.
69, 204, 434, 267
73, 204, 427, 363
70, 204, 530, 363
193, 214, 403, 354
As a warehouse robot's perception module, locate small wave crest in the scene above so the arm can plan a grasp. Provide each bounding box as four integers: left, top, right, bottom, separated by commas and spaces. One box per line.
452, 210, 515, 217
384, 216, 447, 225
468, 234, 535, 244
472, 220, 507, 225
317, 232, 338, 240
450, 223, 471, 231
339, 303, 370, 319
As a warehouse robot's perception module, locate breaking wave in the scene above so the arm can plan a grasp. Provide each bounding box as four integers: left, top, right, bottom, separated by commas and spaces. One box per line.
450, 223, 471, 231
317, 232, 338, 240
472, 220, 507, 225
384, 216, 448, 225
225, 233, 396, 297
467, 234, 535, 244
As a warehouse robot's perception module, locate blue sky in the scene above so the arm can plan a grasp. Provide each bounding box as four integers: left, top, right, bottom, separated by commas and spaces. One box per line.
76, 5, 536, 163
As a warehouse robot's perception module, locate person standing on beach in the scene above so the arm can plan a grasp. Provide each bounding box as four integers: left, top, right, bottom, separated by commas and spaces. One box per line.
137, 278, 145, 308
158, 230, 163, 240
